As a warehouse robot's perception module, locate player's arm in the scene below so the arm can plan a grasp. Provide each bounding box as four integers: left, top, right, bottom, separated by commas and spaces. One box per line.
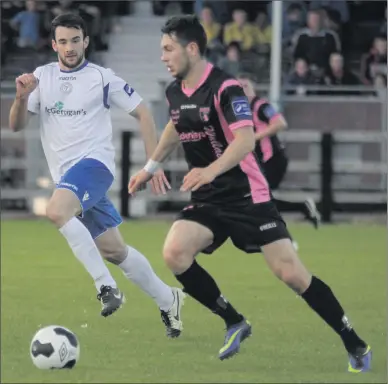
207, 82, 255, 178
9, 73, 39, 132
147, 119, 180, 163
181, 82, 256, 192
129, 101, 159, 159
254, 103, 288, 141
128, 120, 180, 195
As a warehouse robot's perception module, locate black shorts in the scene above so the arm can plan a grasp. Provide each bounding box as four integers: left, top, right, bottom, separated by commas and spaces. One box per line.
176, 199, 291, 255
263, 152, 288, 190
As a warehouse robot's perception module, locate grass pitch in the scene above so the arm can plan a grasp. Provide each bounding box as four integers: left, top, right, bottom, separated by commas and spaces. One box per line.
1, 219, 386, 383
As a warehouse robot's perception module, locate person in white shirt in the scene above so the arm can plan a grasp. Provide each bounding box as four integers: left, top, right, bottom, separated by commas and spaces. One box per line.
9, 13, 185, 338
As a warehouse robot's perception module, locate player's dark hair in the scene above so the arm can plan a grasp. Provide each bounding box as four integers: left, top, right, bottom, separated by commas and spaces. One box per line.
161, 15, 207, 56
51, 13, 87, 41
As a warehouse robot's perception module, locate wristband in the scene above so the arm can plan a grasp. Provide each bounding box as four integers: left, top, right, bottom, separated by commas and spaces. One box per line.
143, 159, 161, 174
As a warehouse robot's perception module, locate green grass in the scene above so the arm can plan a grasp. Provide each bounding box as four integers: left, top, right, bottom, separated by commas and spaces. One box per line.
1, 219, 386, 383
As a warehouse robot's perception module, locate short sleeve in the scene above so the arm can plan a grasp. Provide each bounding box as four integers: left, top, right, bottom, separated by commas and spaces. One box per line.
27, 66, 43, 114
217, 79, 253, 131
257, 102, 281, 124
104, 69, 142, 113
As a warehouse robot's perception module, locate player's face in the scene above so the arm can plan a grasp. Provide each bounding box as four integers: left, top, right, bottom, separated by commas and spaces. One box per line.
161, 33, 191, 79
52, 26, 89, 70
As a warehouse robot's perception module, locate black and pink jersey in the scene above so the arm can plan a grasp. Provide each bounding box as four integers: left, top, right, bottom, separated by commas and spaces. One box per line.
166, 63, 271, 204
250, 96, 285, 163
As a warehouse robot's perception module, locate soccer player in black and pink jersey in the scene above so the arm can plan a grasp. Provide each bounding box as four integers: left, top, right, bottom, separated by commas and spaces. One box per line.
128, 15, 371, 371
237, 73, 321, 234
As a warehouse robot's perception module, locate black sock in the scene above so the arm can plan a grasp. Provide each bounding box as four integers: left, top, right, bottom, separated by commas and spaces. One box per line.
302, 276, 367, 354
175, 261, 244, 327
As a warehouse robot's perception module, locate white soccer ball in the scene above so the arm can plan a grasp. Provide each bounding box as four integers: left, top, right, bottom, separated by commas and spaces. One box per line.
30, 325, 80, 369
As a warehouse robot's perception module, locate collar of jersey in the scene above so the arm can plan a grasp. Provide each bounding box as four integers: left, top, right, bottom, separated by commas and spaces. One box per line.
59, 60, 89, 73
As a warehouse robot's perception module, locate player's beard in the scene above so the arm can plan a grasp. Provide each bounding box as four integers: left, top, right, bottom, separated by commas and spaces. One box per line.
59, 52, 85, 69
175, 56, 191, 80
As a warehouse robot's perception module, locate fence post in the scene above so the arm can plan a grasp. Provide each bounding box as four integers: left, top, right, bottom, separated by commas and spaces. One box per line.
120, 131, 132, 218
320, 132, 333, 223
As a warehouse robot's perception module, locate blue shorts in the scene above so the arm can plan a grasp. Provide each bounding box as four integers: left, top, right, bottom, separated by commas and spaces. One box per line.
57, 158, 122, 239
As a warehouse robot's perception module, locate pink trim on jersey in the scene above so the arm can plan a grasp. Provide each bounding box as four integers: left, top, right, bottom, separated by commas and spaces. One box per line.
252, 98, 282, 162
217, 79, 241, 102
214, 95, 270, 204
181, 63, 213, 97
229, 120, 253, 131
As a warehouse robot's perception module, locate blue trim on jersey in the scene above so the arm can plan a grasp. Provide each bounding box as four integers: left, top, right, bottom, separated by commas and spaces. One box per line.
60, 60, 89, 73
124, 84, 135, 97
103, 83, 110, 109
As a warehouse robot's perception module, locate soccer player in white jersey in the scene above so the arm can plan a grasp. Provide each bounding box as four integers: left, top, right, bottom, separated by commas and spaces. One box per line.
8, 13, 185, 338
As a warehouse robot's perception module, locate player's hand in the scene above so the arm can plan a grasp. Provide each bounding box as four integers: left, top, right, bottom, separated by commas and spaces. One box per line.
128, 169, 153, 196
150, 168, 171, 195
15, 73, 38, 99
180, 167, 216, 192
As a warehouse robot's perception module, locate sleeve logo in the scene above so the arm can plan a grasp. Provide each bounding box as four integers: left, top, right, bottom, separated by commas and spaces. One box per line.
231, 97, 252, 117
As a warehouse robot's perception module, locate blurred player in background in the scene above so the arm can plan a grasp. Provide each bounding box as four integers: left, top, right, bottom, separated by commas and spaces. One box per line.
8, 13, 185, 338
238, 73, 321, 249
129, 15, 371, 371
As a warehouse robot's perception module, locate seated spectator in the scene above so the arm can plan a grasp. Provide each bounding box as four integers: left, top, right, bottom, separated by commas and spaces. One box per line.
324, 52, 360, 86
360, 36, 387, 85
267, 1, 307, 42
309, 0, 350, 24
10, 0, 41, 49
283, 3, 305, 46
253, 12, 272, 53
287, 58, 321, 85
223, 9, 255, 52
200, 5, 221, 45
286, 58, 323, 95
218, 42, 243, 77
293, 9, 341, 73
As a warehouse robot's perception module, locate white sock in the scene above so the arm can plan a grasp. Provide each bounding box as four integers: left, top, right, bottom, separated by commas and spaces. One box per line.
59, 217, 117, 291
119, 245, 174, 311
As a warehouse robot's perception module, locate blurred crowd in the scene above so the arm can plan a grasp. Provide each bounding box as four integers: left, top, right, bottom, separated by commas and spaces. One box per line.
196, 1, 387, 94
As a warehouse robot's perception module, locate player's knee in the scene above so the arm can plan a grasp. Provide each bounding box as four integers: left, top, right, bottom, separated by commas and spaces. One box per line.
163, 242, 192, 273
46, 202, 71, 227
273, 261, 311, 294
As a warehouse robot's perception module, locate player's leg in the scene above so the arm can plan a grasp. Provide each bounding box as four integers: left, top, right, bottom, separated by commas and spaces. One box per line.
46, 158, 122, 317
163, 205, 251, 359
94, 224, 185, 337
259, 222, 370, 371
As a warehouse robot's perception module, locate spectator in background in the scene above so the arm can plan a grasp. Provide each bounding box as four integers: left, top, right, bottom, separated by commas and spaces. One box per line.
267, 1, 307, 42
218, 42, 242, 77
286, 58, 322, 95
283, 3, 305, 46
200, 5, 221, 45
325, 52, 360, 86
10, 0, 41, 49
309, 0, 349, 24
360, 36, 387, 85
287, 58, 321, 85
200, 5, 223, 63
223, 9, 255, 51
253, 12, 272, 53
293, 10, 341, 74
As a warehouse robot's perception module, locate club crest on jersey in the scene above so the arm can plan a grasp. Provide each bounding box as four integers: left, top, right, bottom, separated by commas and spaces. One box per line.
171, 109, 180, 125
231, 97, 252, 118
199, 107, 210, 123
60, 82, 73, 94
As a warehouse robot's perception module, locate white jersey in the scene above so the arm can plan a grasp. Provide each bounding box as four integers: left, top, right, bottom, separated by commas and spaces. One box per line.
28, 61, 142, 183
